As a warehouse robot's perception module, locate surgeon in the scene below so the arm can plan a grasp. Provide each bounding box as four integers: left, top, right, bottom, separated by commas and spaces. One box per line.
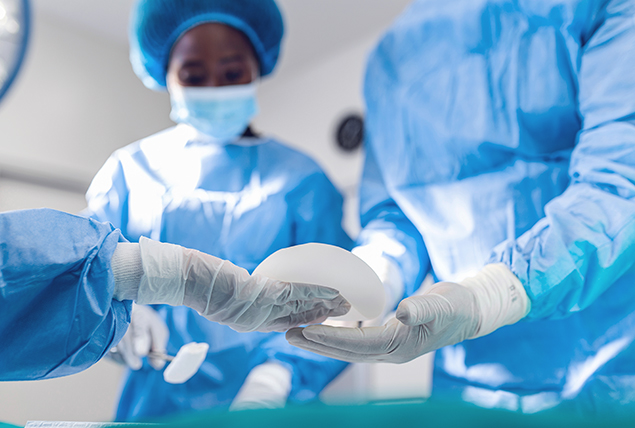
0, 209, 348, 381
84, 0, 353, 420
288, 0, 635, 415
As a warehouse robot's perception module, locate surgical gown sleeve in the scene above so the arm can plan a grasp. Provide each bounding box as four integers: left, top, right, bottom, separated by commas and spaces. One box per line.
356, 145, 430, 299
491, 3, 635, 321
288, 169, 354, 250
0, 209, 131, 381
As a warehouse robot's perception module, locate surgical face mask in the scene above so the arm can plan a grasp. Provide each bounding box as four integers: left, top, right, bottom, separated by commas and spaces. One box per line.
169, 82, 259, 143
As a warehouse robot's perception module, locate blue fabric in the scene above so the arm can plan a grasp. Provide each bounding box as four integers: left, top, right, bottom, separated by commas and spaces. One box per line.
169, 84, 259, 141
0, 209, 131, 381
85, 125, 351, 421
130, 0, 284, 90
362, 0, 635, 413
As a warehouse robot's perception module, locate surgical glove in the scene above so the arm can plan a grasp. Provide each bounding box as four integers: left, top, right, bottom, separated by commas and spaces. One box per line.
287, 264, 530, 364
113, 237, 350, 332
230, 362, 292, 411
109, 304, 169, 370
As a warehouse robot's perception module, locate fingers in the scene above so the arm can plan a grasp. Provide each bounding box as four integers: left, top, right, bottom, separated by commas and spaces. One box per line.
325, 295, 351, 316
116, 334, 143, 370
276, 293, 350, 319
299, 322, 398, 354
147, 356, 166, 370
249, 294, 350, 332
287, 297, 350, 324
118, 305, 170, 370
228, 294, 349, 332
396, 294, 449, 326
261, 304, 344, 332
130, 305, 152, 357
148, 317, 169, 371
208, 272, 351, 332
132, 328, 151, 357
285, 328, 375, 363
286, 320, 417, 364
271, 279, 344, 304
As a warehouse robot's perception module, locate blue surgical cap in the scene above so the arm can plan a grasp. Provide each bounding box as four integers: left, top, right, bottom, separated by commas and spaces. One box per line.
130, 0, 284, 91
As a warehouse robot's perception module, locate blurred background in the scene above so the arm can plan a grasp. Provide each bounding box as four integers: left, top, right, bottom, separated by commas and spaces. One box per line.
0, 0, 433, 424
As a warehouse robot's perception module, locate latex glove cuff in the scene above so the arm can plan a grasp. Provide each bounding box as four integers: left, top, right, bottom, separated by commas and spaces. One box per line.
461, 263, 531, 339
112, 243, 144, 301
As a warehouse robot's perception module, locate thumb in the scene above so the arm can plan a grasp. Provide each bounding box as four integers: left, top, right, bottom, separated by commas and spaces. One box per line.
396, 295, 447, 326
133, 330, 152, 357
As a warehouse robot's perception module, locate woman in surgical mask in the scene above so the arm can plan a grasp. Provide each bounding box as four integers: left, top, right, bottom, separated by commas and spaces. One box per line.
167, 24, 260, 143
84, 0, 353, 421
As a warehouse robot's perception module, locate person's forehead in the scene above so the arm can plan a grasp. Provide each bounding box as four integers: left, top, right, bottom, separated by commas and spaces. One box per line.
172, 23, 253, 57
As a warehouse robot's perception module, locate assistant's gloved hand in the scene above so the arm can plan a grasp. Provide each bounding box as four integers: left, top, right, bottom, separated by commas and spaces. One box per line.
286, 264, 530, 363
112, 237, 350, 333
109, 304, 169, 370
230, 362, 292, 411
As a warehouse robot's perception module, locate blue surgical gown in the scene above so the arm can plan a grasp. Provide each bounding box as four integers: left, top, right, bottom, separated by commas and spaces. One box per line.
0, 209, 131, 381
359, 0, 635, 414
85, 125, 352, 420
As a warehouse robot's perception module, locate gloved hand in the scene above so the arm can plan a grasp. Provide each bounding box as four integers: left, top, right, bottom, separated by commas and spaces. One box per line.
230, 362, 292, 411
109, 304, 169, 370
286, 264, 530, 364
112, 237, 350, 333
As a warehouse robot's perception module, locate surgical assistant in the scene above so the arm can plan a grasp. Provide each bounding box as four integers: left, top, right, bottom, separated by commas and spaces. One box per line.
288, 0, 635, 414
84, 0, 352, 420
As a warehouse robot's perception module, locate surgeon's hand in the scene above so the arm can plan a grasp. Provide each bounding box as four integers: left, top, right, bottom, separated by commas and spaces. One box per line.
287, 282, 478, 363
113, 237, 350, 333
180, 248, 350, 333
287, 264, 530, 363
109, 304, 169, 370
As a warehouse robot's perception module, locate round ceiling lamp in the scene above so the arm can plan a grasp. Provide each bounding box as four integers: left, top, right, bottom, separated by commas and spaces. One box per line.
0, 0, 29, 103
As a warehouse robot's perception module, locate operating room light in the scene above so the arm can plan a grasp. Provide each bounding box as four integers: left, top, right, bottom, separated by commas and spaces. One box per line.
0, 0, 29, 103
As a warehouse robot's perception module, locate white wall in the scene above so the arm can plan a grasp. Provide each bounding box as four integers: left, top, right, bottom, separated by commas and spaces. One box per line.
0, 4, 431, 426
0, 6, 173, 197
0, 178, 85, 213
